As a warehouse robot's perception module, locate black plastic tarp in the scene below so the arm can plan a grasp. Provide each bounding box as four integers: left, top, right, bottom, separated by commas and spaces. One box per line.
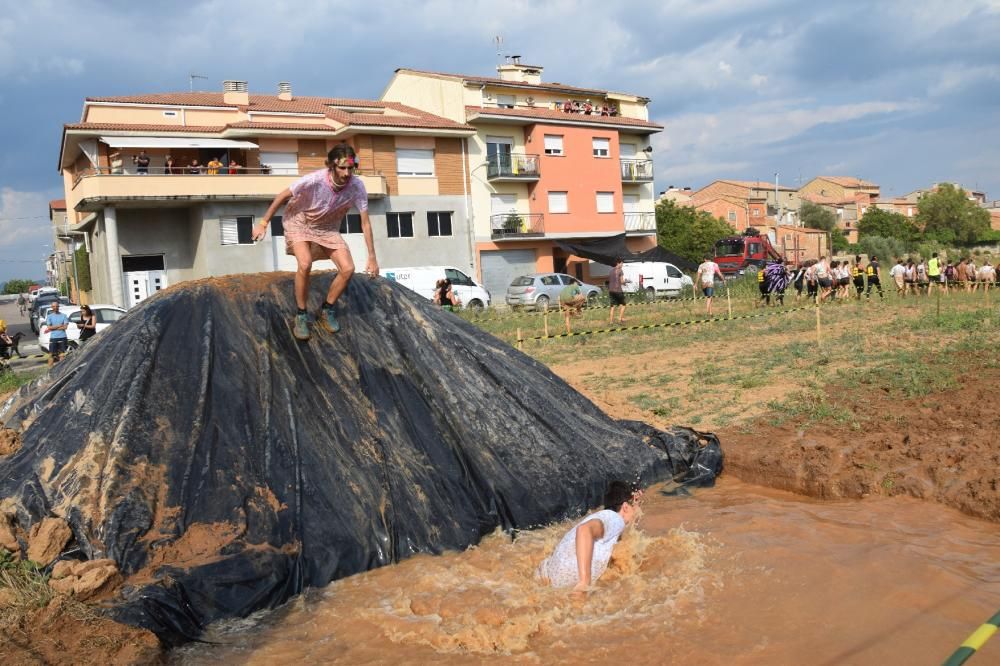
0, 273, 721, 645
555, 233, 698, 271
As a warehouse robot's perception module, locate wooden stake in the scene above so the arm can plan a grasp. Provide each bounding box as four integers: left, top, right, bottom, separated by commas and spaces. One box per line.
516, 327, 523, 350
726, 287, 732, 320
543, 311, 549, 337
936, 287, 941, 323
815, 303, 822, 345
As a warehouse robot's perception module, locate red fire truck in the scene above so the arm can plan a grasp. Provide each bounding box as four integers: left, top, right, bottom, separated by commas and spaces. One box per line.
713, 229, 783, 277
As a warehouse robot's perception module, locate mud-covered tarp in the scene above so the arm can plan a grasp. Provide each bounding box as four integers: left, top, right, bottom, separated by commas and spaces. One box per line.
0, 273, 721, 645
554, 233, 698, 271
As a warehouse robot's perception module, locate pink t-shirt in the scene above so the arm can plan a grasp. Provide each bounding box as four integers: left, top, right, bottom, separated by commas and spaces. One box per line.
282, 169, 368, 250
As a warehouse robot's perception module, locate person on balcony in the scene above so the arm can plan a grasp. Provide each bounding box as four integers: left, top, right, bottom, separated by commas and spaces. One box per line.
187, 159, 203, 174
132, 150, 151, 174
164, 155, 177, 175
206, 156, 223, 175
228, 159, 242, 175
252, 144, 379, 340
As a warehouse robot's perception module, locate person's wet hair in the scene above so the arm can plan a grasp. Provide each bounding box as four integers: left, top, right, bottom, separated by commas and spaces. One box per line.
326, 143, 358, 167
604, 480, 639, 511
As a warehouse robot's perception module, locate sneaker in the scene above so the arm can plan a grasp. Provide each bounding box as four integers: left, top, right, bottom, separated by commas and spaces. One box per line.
292, 313, 311, 341
319, 306, 341, 333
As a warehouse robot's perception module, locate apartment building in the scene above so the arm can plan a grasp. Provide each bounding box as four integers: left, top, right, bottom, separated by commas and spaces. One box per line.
58, 81, 476, 308
797, 176, 880, 244
689, 180, 800, 230
380, 62, 663, 298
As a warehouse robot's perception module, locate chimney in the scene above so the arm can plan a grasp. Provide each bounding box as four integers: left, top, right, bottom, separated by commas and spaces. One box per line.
278, 81, 293, 101
223, 80, 249, 106
496, 57, 544, 85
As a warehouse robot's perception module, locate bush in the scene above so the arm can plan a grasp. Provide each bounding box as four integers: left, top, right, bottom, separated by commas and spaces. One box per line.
857, 235, 907, 263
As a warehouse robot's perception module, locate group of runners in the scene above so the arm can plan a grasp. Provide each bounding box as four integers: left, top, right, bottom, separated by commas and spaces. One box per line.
887, 254, 997, 296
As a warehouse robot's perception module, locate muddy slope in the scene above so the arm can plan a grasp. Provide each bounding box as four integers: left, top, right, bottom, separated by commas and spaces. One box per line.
0, 273, 720, 645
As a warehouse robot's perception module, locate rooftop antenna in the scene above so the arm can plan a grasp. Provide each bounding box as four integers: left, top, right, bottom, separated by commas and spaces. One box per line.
189, 73, 209, 92
494, 35, 503, 68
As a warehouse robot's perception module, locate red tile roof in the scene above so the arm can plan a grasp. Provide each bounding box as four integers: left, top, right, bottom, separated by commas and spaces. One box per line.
719, 179, 796, 191
465, 105, 662, 130
80, 94, 473, 132
49, 199, 66, 210
64, 123, 225, 133
817, 176, 879, 188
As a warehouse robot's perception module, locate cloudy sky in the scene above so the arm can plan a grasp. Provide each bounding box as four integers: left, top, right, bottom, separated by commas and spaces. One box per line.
2, 0, 998, 284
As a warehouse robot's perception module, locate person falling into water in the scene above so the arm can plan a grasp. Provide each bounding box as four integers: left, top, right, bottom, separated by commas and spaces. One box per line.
253, 144, 378, 340
537, 481, 642, 591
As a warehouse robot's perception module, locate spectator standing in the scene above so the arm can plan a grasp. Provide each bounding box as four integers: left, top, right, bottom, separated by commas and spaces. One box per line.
188, 159, 203, 175
164, 155, 176, 175
696, 254, 724, 316
78, 304, 97, 343
228, 159, 242, 175
607, 257, 628, 325
890, 258, 906, 297
206, 156, 223, 175
43, 301, 70, 367
132, 150, 151, 175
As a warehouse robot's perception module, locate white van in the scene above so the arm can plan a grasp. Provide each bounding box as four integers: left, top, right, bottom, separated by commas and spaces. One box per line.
380, 266, 491, 309
590, 260, 692, 298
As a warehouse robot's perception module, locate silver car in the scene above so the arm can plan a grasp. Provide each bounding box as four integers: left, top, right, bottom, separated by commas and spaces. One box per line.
506, 273, 603, 310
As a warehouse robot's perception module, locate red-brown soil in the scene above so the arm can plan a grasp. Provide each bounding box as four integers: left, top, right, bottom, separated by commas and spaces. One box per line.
716, 366, 1000, 522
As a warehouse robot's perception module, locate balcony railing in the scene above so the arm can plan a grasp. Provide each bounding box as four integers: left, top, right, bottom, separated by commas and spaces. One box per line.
620, 158, 654, 182
486, 153, 541, 180
624, 212, 656, 232
69, 166, 388, 210
490, 213, 544, 239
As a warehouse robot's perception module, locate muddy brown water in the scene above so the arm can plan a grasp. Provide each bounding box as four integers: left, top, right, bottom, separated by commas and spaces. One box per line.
172, 478, 1000, 665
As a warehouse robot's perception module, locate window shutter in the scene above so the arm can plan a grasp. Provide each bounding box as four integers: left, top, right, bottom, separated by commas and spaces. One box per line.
592, 138, 609, 156
596, 192, 614, 213
543, 135, 563, 154
220, 217, 239, 245
548, 191, 568, 213
396, 148, 435, 176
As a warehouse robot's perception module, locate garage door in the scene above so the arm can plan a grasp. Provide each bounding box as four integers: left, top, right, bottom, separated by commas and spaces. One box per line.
480, 249, 537, 304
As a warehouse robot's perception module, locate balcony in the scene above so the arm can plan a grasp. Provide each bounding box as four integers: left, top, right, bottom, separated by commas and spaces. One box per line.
490, 213, 544, 240
624, 212, 656, 232
620, 158, 654, 182
70, 167, 388, 211
486, 153, 541, 181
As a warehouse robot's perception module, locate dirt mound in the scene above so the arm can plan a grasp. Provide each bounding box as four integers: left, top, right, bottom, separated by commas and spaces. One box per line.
0, 272, 721, 646
719, 362, 1000, 522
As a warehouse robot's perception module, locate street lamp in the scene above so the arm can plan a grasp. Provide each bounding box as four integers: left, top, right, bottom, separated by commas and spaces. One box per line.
58, 234, 81, 304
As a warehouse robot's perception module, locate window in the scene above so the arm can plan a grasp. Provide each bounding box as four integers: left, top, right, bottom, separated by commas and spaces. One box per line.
592, 137, 610, 157
548, 191, 568, 213
541, 275, 560, 286
596, 191, 615, 213
728, 211, 737, 222
496, 94, 516, 109
543, 134, 563, 156
96, 308, 125, 324
751, 208, 761, 217
427, 211, 453, 237
270, 215, 284, 236
387, 212, 414, 238
162, 110, 178, 118
667, 265, 682, 278
220, 216, 255, 245
445, 268, 473, 286
339, 213, 362, 234
396, 148, 435, 176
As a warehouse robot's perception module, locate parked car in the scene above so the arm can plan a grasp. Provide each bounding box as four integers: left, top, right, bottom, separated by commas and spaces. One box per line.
506, 273, 602, 310
37, 304, 127, 353
380, 266, 491, 310
30, 295, 71, 334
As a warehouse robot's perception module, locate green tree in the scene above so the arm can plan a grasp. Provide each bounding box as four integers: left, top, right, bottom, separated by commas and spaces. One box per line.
655, 200, 734, 264
799, 201, 849, 251
857, 208, 920, 243
2, 278, 35, 295
916, 183, 991, 243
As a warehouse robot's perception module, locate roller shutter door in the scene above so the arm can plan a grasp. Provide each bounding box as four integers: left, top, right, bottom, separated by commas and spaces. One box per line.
480, 249, 537, 304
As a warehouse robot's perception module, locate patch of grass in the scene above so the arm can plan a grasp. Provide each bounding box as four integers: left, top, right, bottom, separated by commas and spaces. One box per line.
627, 394, 660, 411
0, 549, 53, 620
766, 390, 856, 427
838, 350, 956, 397
651, 397, 681, 419
881, 472, 897, 492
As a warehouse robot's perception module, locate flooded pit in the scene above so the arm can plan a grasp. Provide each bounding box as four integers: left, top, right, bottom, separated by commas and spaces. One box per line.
174, 478, 1000, 665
